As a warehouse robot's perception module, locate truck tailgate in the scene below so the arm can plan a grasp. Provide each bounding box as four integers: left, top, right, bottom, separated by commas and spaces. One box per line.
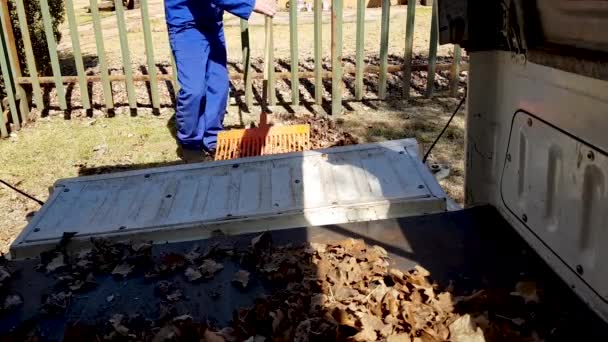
11, 139, 446, 259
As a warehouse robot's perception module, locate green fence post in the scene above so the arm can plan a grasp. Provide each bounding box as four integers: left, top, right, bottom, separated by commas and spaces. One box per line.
314, 0, 322, 105
1, 0, 29, 120
264, 17, 275, 106
0, 24, 20, 130
170, 54, 179, 93
65, 0, 90, 110
240, 19, 252, 109
90, 0, 114, 109
378, 0, 390, 100
355, 0, 365, 101
14, 0, 43, 111
425, 0, 439, 98
115, 0, 137, 109
40, 0, 67, 110
140, 0, 160, 109
403, 1, 416, 99
0, 99, 7, 137
450, 44, 462, 97
290, 0, 299, 107
331, 0, 343, 116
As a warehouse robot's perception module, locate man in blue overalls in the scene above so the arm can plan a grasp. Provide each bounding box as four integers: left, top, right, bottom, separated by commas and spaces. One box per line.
165, 0, 276, 161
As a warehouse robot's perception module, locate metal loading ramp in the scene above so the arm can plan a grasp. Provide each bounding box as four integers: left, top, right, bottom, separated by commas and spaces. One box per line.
11, 139, 447, 259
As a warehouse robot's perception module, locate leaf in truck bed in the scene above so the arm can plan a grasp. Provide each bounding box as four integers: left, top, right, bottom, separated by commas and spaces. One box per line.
3, 294, 22, 310
199, 259, 224, 278
45, 253, 66, 273
251, 231, 272, 253
232, 270, 250, 288
184, 267, 203, 282
449, 314, 486, 342
112, 263, 134, 277
510, 281, 541, 304
203, 329, 226, 342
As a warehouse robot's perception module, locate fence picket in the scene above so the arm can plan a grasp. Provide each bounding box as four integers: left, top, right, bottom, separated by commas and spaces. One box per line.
240, 19, 252, 109
40, 0, 67, 110
450, 44, 462, 97
314, 0, 322, 105
0, 24, 20, 129
355, 0, 365, 100
264, 17, 275, 106
0, 99, 6, 137
331, 0, 343, 116
290, 0, 299, 107
115, 0, 137, 109
14, 0, 43, 111
378, 0, 390, 99
140, 0, 160, 109
425, 0, 439, 98
65, 0, 90, 110
403, 2, 416, 99
89, 0, 114, 109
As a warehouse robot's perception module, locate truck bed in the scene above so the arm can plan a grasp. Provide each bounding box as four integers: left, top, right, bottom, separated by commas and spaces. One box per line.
1, 206, 606, 340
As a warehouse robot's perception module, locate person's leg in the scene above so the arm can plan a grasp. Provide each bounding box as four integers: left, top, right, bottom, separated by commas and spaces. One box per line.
201, 26, 229, 152
169, 27, 210, 151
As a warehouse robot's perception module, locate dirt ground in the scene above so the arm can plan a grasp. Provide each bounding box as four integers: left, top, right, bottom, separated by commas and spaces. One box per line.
0, 4, 466, 254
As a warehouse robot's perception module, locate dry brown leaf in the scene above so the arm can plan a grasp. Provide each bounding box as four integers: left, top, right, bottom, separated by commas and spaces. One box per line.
132, 241, 152, 253
173, 314, 193, 322
232, 270, 250, 288
307, 242, 327, 254
200, 259, 224, 278
383, 289, 399, 316
434, 292, 454, 313
0, 266, 11, 282
251, 231, 272, 251
166, 289, 183, 302
109, 314, 130, 336
353, 327, 377, 341
334, 286, 359, 301
184, 267, 203, 282
201, 329, 226, 342
360, 312, 387, 332
153, 325, 179, 342
310, 293, 329, 313
112, 263, 134, 277
46, 254, 66, 273
510, 281, 540, 304
3, 294, 22, 309
449, 314, 486, 342
270, 309, 285, 333
387, 333, 412, 342
331, 307, 358, 327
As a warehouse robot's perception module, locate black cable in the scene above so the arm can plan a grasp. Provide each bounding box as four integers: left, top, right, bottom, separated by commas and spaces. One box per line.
0, 179, 45, 206
422, 87, 467, 164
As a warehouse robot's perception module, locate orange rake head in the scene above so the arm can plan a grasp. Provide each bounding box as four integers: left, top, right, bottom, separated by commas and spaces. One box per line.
215, 122, 311, 161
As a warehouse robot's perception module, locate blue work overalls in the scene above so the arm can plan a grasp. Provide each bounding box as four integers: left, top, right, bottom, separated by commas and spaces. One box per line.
165, 0, 254, 151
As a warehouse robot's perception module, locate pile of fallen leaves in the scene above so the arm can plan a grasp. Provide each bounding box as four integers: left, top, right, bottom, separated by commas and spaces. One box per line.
225, 234, 482, 342
2, 232, 554, 341
277, 115, 359, 149
0, 256, 21, 315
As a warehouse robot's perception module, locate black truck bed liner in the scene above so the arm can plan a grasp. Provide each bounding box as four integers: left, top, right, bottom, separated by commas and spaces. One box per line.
1, 206, 606, 340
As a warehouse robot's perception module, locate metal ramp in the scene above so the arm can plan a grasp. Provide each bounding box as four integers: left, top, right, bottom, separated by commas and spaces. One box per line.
11, 139, 447, 259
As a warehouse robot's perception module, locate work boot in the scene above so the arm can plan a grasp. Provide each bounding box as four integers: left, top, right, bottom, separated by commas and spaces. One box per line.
178, 147, 205, 163
203, 148, 216, 162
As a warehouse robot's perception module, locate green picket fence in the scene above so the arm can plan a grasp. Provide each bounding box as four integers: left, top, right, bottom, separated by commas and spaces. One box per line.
0, 0, 463, 138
